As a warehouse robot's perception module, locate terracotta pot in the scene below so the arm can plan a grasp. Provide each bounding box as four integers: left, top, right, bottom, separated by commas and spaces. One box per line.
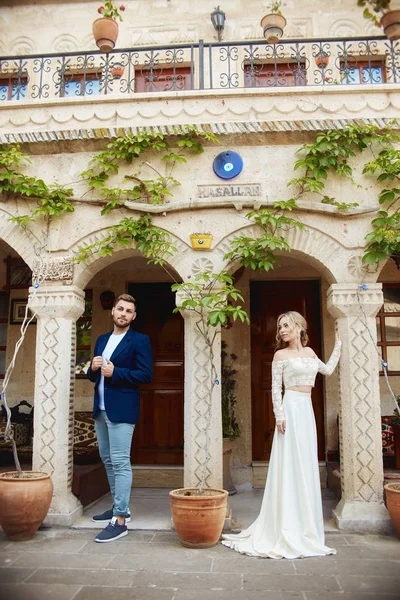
384, 482, 400, 537
92, 17, 119, 53
223, 438, 237, 495
260, 13, 287, 44
111, 65, 124, 79
315, 51, 329, 68
381, 10, 400, 41
170, 487, 228, 548
0, 471, 53, 541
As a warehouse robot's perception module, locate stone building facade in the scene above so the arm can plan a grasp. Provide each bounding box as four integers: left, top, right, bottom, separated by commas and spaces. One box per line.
0, 0, 399, 532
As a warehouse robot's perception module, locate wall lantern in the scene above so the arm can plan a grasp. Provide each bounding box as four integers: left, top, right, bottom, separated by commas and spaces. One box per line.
100, 290, 115, 310
211, 6, 226, 42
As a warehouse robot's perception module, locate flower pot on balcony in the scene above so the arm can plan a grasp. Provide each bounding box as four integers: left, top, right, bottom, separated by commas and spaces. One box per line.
315, 51, 329, 68
92, 17, 119, 53
190, 234, 213, 250
111, 64, 124, 79
260, 13, 287, 44
381, 10, 400, 41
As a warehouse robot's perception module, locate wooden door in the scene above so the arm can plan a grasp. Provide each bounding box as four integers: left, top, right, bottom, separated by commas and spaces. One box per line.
128, 283, 184, 465
250, 281, 325, 461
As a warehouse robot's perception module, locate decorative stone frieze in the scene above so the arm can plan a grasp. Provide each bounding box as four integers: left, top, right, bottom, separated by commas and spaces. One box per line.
29, 285, 85, 525
327, 283, 391, 532
177, 294, 222, 490
33, 257, 74, 285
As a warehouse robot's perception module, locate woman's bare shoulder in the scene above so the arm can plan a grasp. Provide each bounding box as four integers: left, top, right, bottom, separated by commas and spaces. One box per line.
273, 349, 288, 362
303, 346, 317, 358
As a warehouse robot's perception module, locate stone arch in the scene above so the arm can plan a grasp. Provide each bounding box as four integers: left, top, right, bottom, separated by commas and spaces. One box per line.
0, 208, 41, 268
69, 226, 190, 289
214, 223, 350, 283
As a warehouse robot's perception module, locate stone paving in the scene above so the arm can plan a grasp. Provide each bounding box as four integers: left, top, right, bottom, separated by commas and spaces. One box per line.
0, 527, 399, 600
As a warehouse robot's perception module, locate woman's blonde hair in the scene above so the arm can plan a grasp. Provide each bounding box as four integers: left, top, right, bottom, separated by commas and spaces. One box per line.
275, 311, 309, 350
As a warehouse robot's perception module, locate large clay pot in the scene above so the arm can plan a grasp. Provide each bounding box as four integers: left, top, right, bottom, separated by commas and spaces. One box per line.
92, 17, 119, 53
170, 487, 228, 548
0, 471, 53, 541
381, 10, 400, 41
384, 483, 400, 538
260, 13, 287, 44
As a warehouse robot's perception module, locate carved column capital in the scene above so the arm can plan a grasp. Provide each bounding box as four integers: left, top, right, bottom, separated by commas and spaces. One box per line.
327, 283, 383, 319
28, 285, 85, 321
33, 257, 74, 285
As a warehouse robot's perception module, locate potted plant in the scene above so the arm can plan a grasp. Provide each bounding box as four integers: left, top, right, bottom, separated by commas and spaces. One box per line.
221, 342, 240, 495
93, 2, 126, 53
357, 1, 400, 40
260, 1, 287, 44
0, 306, 53, 541
169, 271, 249, 548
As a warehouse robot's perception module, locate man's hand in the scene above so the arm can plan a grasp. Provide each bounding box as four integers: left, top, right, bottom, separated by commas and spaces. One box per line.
91, 356, 103, 372
101, 358, 114, 378
277, 420, 286, 435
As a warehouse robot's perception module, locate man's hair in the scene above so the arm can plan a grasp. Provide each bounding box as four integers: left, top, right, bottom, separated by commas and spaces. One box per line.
114, 293, 137, 310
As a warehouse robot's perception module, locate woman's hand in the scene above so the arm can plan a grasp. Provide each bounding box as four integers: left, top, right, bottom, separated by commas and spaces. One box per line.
277, 420, 286, 435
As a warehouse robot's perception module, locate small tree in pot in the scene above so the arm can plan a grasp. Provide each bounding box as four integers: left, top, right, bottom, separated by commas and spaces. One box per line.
0, 302, 53, 541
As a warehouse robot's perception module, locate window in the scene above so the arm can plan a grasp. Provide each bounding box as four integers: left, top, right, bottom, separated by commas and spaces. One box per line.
60, 73, 102, 97
376, 284, 400, 375
75, 289, 92, 378
340, 61, 385, 85
135, 66, 192, 93
0, 76, 28, 101
244, 62, 307, 88
0, 293, 8, 378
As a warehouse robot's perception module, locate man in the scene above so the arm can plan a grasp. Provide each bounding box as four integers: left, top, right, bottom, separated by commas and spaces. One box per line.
87, 293, 152, 543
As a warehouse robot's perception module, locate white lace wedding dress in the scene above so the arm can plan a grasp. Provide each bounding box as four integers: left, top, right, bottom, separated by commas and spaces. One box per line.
222, 340, 341, 559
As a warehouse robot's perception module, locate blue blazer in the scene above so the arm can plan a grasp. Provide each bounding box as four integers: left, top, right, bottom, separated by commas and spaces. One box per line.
87, 328, 152, 424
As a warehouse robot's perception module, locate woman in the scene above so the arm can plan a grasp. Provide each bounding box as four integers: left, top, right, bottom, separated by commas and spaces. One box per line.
222, 311, 341, 559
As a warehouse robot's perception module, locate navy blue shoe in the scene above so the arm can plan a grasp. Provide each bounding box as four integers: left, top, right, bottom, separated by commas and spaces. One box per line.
95, 517, 128, 543
92, 508, 131, 523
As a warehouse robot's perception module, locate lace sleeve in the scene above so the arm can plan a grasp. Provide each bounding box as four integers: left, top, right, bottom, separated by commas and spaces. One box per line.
271, 360, 285, 423
317, 339, 342, 376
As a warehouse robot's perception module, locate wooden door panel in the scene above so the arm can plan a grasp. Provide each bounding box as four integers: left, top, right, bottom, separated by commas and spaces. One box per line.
251, 281, 324, 461
128, 283, 184, 465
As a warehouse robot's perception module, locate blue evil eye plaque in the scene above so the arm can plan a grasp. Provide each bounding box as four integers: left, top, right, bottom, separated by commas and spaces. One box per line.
213, 151, 243, 180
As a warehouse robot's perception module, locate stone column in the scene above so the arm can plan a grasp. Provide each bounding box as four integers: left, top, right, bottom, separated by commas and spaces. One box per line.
327, 283, 391, 533
29, 284, 85, 526
179, 307, 223, 490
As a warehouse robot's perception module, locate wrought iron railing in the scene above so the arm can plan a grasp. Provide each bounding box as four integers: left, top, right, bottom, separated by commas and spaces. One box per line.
0, 36, 399, 102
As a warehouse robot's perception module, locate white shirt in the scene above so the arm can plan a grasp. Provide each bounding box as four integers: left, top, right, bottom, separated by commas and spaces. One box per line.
98, 331, 128, 410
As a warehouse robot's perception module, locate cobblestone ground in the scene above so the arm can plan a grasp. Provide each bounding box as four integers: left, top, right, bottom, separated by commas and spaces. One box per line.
0, 528, 399, 600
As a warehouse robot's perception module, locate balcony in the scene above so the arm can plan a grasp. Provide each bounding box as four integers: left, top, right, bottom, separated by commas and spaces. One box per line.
0, 35, 399, 142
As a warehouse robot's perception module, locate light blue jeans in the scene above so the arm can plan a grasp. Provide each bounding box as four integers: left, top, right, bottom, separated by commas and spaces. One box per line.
94, 410, 135, 517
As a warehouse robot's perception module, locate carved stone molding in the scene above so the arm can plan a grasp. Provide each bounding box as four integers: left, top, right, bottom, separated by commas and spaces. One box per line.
33, 257, 74, 285
327, 283, 383, 319
29, 285, 85, 320
218, 224, 344, 281
191, 258, 213, 276
347, 255, 369, 280
35, 317, 60, 473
